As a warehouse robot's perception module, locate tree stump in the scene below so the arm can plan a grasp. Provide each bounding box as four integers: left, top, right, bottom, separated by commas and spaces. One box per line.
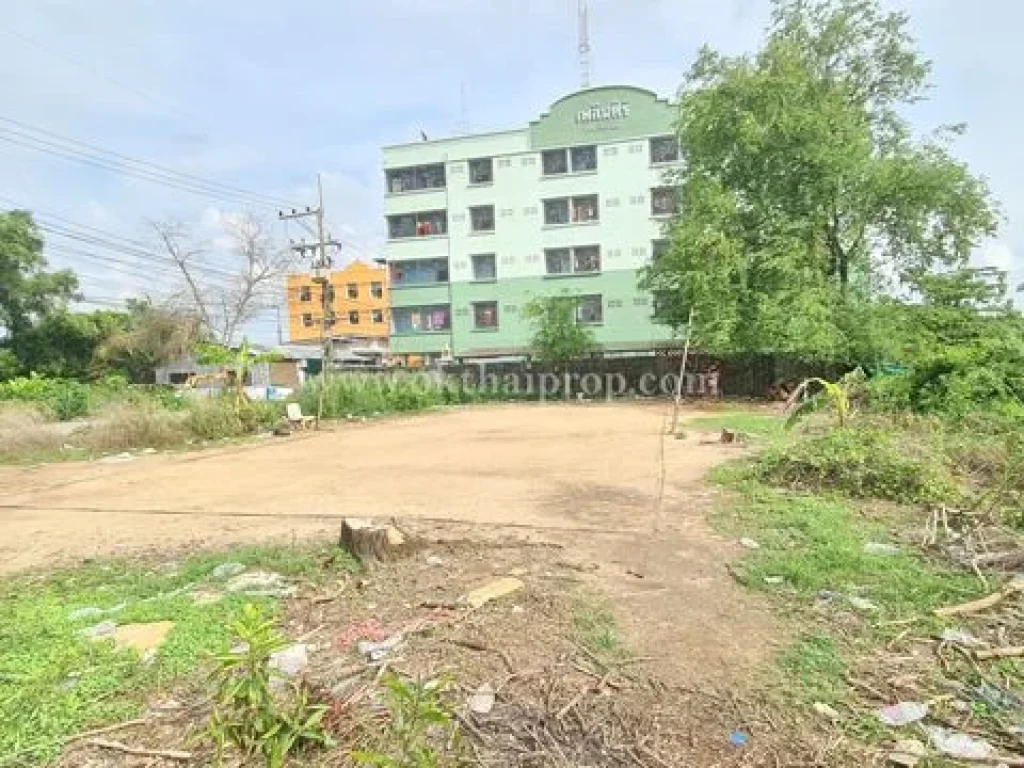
339, 518, 408, 562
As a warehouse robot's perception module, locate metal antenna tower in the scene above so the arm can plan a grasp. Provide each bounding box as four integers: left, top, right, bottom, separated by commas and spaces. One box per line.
578, 0, 592, 89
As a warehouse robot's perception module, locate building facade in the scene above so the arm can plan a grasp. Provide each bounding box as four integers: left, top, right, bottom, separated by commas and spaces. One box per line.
286, 260, 389, 350
382, 84, 681, 364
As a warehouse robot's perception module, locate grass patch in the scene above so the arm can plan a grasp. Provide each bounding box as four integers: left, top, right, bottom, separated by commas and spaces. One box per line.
683, 411, 783, 437
0, 544, 358, 765
778, 634, 847, 705
571, 597, 622, 657
712, 475, 981, 623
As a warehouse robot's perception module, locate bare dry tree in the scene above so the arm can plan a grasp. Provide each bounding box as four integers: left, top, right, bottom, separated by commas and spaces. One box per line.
151, 214, 296, 345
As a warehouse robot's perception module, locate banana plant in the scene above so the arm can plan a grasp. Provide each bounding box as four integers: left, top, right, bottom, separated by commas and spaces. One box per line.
783, 369, 864, 429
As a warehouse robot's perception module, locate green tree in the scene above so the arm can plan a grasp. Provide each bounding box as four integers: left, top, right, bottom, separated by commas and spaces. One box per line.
643, 0, 1000, 364
95, 300, 202, 382
0, 210, 79, 375
195, 338, 279, 408
523, 296, 598, 367
14, 309, 128, 379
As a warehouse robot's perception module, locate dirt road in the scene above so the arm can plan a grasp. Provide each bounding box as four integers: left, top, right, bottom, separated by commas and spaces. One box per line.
0, 402, 780, 684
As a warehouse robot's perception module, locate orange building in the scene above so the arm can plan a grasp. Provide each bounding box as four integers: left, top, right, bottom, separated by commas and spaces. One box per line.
286, 260, 388, 345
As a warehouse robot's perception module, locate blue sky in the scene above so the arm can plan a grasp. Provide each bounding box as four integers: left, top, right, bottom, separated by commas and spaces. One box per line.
1, 0, 1020, 342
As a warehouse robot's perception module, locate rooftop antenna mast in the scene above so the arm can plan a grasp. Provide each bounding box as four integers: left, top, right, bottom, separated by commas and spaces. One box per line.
578, 0, 592, 89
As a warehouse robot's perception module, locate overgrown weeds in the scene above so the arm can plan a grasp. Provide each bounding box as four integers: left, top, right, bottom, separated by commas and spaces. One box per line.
80, 403, 189, 452
0, 544, 358, 764
353, 674, 460, 768
0, 402, 67, 460
755, 423, 960, 505
206, 605, 330, 768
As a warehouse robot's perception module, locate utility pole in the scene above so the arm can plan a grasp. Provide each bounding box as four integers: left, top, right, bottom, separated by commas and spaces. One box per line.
278, 174, 341, 424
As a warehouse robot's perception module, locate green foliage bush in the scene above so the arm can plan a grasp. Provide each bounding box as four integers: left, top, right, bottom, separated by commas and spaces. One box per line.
0, 375, 91, 420
756, 425, 959, 505
299, 374, 520, 420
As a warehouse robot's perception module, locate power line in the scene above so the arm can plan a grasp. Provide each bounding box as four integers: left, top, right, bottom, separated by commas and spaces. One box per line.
0, 26, 200, 124
0, 130, 292, 212
0, 115, 298, 209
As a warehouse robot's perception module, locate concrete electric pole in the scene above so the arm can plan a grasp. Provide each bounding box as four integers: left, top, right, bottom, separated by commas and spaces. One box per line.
278, 174, 341, 423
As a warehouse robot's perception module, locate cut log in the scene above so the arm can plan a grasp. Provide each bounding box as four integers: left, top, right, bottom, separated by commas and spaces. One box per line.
339, 518, 408, 562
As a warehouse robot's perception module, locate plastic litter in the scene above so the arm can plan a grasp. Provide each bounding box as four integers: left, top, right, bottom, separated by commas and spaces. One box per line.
812, 702, 839, 719
878, 701, 928, 727
924, 726, 996, 761
357, 633, 404, 662
729, 731, 748, 747
79, 620, 117, 639
848, 596, 879, 612
269, 644, 309, 678
864, 542, 900, 556
940, 628, 984, 648
468, 683, 496, 715
211, 562, 245, 579
739, 538, 760, 550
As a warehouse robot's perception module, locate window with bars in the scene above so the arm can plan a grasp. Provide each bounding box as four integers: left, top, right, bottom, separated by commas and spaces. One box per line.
385, 163, 446, 194
301, 313, 314, 328
468, 157, 493, 184
348, 310, 359, 325
387, 210, 447, 239
544, 246, 601, 276
470, 205, 495, 233
471, 253, 497, 281
299, 286, 312, 302
543, 195, 599, 225
473, 301, 499, 329
651, 188, 678, 216
650, 136, 680, 164
346, 283, 358, 299
370, 281, 383, 298
371, 309, 384, 324
576, 295, 603, 324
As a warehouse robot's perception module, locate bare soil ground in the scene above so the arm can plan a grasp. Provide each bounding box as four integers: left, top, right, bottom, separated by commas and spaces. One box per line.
4, 403, 829, 765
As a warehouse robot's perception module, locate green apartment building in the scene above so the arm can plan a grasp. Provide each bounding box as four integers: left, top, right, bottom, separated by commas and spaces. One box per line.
383, 85, 681, 364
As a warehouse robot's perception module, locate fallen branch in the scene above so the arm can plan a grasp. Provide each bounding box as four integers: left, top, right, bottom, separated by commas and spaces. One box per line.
64, 718, 149, 743
447, 637, 515, 673
935, 581, 1023, 618
975, 646, 1024, 661
85, 738, 191, 761
557, 671, 613, 719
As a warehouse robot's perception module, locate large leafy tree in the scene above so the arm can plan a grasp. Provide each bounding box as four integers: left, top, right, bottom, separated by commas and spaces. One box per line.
14, 309, 128, 379
0, 210, 79, 377
523, 296, 598, 368
644, 0, 1000, 363
95, 299, 203, 382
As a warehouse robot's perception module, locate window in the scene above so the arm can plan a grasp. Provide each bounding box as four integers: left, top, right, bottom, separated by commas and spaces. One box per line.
299, 286, 312, 302
542, 149, 568, 175
576, 295, 603, 324
543, 195, 599, 226
370, 281, 383, 299
541, 145, 598, 175
573, 245, 601, 273
571, 145, 597, 172
471, 253, 497, 281
650, 136, 680, 164
371, 309, 384, 324
348, 310, 360, 325
391, 305, 451, 334
544, 246, 601, 275
346, 283, 358, 299
652, 239, 670, 261
386, 163, 446, 194
572, 195, 599, 223
470, 205, 495, 233
544, 199, 569, 225
301, 313, 314, 328
545, 248, 572, 275
389, 258, 449, 286
468, 158, 493, 185
473, 301, 499, 329
651, 187, 678, 216
387, 210, 447, 239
